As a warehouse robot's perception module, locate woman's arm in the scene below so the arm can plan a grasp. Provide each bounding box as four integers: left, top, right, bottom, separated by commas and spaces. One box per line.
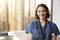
52, 36, 57, 40
27, 33, 33, 40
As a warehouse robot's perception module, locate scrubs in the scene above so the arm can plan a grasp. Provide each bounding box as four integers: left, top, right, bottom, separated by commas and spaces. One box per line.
25, 20, 60, 40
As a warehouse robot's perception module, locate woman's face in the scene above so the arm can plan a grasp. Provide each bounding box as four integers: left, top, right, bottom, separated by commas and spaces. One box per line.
37, 7, 47, 20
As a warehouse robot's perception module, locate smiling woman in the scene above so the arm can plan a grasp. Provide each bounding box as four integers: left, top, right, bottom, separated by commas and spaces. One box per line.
25, 4, 60, 40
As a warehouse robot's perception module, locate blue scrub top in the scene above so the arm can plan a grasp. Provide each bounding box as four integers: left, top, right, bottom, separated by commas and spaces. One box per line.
25, 20, 60, 40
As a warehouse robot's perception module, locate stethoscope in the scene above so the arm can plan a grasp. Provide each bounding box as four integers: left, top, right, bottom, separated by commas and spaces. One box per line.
36, 19, 47, 40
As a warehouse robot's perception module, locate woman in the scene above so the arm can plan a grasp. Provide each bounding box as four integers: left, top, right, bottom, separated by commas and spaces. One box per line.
25, 4, 60, 40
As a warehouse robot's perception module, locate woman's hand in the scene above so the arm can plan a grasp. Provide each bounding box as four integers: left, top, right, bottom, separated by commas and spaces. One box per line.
27, 33, 33, 40
52, 36, 57, 40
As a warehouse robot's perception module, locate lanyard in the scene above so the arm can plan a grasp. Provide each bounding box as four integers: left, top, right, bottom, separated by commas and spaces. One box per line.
38, 19, 47, 40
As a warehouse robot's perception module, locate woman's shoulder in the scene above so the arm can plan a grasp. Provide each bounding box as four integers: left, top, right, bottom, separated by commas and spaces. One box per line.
29, 19, 38, 23
27, 19, 38, 27
48, 21, 57, 26
27, 19, 38, 28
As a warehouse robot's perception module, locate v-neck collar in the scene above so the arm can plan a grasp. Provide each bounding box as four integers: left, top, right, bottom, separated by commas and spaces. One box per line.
35, 19, 49, 40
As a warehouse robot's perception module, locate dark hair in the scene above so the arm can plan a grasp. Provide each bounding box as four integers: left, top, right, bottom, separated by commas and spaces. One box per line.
35, 4, 50, 19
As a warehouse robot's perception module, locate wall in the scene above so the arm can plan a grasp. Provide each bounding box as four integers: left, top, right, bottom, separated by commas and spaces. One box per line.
53, 0, 60, 31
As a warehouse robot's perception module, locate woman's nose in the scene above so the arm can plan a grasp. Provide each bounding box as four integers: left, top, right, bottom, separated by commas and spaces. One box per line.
40, 12, 43, 14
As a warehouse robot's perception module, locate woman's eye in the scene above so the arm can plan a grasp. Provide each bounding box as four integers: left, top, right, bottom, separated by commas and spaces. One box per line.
38, 11, 41, 13
38, 10, 46, 13
43, 10, 46, 12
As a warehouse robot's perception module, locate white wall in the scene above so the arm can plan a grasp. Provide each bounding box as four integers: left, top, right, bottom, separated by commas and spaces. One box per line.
53, 0, 60, 31
36, 0, 51, 11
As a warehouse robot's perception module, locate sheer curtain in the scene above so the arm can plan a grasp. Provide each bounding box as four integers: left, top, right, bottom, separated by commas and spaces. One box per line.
0, 0, 8, 32
7, 0, 36, 31
16, 0, 36, 31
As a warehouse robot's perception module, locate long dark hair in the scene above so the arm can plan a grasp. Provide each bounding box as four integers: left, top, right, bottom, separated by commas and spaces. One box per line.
35, 4, 50, 19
